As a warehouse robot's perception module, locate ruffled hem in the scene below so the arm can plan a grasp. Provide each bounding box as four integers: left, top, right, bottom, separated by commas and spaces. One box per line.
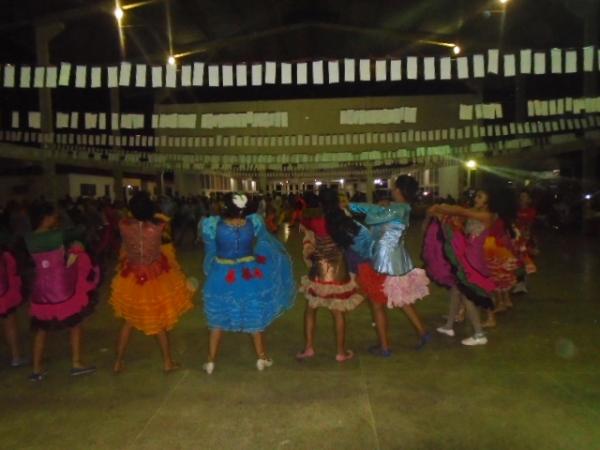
422, 220, 456, 288
0, 252, 23, 317
300, 275, 364, 311
484, 237, 519, 290
383, 268, 430, 308
29, 250, 100, 324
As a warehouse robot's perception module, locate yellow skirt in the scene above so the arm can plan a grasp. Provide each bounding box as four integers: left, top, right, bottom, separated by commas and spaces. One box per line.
110, 243, 194, 335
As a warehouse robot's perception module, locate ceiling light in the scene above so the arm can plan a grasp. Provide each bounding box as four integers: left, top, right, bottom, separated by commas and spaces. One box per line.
167, 55, 176, 65
499, 0, 509, 4
452, 45, 461, 55
466, 160, 477, 169
114, 7, 124, 20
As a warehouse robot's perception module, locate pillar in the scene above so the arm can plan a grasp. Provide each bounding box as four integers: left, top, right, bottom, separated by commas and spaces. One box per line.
113, 169, 124, 203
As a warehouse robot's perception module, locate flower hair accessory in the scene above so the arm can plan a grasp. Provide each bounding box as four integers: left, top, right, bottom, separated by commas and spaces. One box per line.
232, 194, 248, 209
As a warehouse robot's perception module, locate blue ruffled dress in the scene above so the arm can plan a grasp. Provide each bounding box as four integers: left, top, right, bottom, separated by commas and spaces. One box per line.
202, 214, 295, 332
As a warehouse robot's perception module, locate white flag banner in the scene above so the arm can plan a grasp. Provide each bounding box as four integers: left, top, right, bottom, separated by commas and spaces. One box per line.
359, 59, 370, 81
192, 62, 204, 86
28, 112, 41, 129
74, 65, 87, 88
265, 62, 276, 84
406, 57, 418, 79
424, 57, 436, 80
583, 46, 595, 72
487, 49, 499, 74
20, 66, 32, 88
504, 54, 516, 77
56, 112, 69, 128
473, 54, 484, 78
440, 57, 451, 79
33, 67, 45, 88
135, 64, 147, 87
520, 49, 532, 74
281, 62, 292, 84
119, 62, 132, 86
390, 59, 402, 80
91, 67, 102, 88
98, 113, 106, 130
456, 57, 469, 79
534, 52, 546, 74
107, 66, 118, 87
328, 60, 339, 83
551, 48, 563, 74
375, 60, 386, 81
70, 112, 79, 129
45, 67, 57, 88
165, 63, 177, 87
296, 62, 308, 85
312, 60, 324, 84
565, 50, 577, 74
84, 113, 98, 129
344, 59, 355, 82
251, 64, 263, 86
236, 64, 248, 86
208, 65, 219, 87
59, 62, 71, 86
3, 64, 15, 87
181, 65, 192, 86
222, 65, 234, 86
459, 104, 473, 120
152, 66, 163, 88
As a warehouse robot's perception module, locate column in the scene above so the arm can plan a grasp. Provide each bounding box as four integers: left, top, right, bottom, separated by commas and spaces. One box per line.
113, 169, 124, 203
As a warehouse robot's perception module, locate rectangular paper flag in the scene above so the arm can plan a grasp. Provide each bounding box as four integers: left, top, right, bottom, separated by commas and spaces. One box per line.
280, 63, 291, 85
473, 54, 484, 78
251, 64, 262, 86
424, 57, 436, 80
565, 50, 577, 74
119, 62, 132, 86
504, 54, 516, 77
107, 66, 118, 87
487, 49, 499, 74
459, 104, 473, 120
193, 62, 204, 86
70, 112, 79, 129
135, 64, 147, 87
181, 65, 191, 86
406, 57, 418, 79
312, 61, 324, 84
344, 59, 355, 82
152, 66, 163, 88
375, 60, 386, 81
551, 48, 562, 74
166, 64, 177, 87
59, 63, 71, 86
296, 62, 307, 85
440, 57, 451, 80
4, 64, 15, 87
520, 49, 532, 74
534, 52, 546, 74
46, 67, 57, 88
91, 67, 102, 88
75, 65, 87, 88
456, 57, 469, 79
583, 46, 595, 72
236, 64, 248, 86
34, 67, 45, 88
390, 60, 401, 81
11, 111, 19, 128
208, 65, 219, 87
328, 61, 339, 83
222, 65, 233, 86
265, 62, 276, 84
359, 59, 370, 81
20, 66, 32, 88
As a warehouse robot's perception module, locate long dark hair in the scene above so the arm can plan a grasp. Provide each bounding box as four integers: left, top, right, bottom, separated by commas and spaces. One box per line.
129, 191, 156, 222
319, 188, 359, 249
484, 185, 518, 237
395, 175, 419, 203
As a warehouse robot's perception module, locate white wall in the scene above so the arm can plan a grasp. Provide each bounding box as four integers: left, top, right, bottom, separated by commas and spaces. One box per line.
68, 174, 114, 200
438, 165, 461, 199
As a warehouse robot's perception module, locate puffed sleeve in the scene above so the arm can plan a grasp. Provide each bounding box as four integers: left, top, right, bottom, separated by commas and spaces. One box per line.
201, 216, 219, 275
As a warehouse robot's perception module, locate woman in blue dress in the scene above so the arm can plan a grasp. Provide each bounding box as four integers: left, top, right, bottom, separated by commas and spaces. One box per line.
349, 175, 430, 354
201, 193, 295, 374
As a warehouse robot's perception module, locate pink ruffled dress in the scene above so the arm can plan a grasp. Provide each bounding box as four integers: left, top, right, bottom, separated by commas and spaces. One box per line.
0, 251, 23, 318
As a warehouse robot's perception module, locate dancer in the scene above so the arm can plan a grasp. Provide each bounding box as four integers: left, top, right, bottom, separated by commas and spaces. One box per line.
201, 193, 295, 374
0, 229, 25, 367
297, 189, 363, 362
513, 190, 538, 293
25, 204, 100, 381
111, 192, 194, 373
427, 187, 515, 344
349, 175, 430, 354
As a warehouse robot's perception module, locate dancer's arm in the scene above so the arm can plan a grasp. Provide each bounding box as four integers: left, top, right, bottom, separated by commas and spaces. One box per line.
429, 204, 493, 226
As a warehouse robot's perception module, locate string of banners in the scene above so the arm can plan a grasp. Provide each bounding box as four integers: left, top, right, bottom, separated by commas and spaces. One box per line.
2, 132, 597, 171
1, 115, 599, 152
1, 46, 598, 89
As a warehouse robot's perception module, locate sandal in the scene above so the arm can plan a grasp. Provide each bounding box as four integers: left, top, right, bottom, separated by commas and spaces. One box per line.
367, 345, 393, 358
295, 348, 315, 360
335, 350, 354, 362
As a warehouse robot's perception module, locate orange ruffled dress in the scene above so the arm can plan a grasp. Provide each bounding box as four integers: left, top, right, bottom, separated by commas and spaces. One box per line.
110, 218, 194, 335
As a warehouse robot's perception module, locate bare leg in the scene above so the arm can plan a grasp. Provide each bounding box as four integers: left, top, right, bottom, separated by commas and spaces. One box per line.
463, 297, 484, 336
70, 324, 85, 368
208, 328, 224, 362
156, 330, 178, 371
443, 287, 463, 330
332, 310, 353, 361
402, 304, 427, 337
299, 305, 317, 354
3, 315, 21, 363
370, 302, 390, 350
114, 322, 133, 373
33, 329, 47, 374
251, 332, 267, 359
483, 293, 498, 328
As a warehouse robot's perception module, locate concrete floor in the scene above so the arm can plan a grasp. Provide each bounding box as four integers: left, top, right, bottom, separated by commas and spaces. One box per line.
1, 225, 599, 450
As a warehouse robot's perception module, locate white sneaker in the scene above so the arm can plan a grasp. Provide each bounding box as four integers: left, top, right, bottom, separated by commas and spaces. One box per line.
202, 362, 215, 374
461, 335, 488, 346
256, 358, 273, 371
436, 327, 455, 337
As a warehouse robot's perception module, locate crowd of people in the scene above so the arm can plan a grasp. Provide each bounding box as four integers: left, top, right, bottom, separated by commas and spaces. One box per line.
0, 175, 542, 380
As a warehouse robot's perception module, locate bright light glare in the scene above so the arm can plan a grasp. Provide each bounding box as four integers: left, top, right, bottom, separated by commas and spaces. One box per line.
466, 160, 477, 169
167, 55, 176, 65
584, 194, 592, 200
114, 7, 124, 20
315, 181, 322, 187
452, 45, 461, 55
499, 0, 509, 4
374, 178, 382, 185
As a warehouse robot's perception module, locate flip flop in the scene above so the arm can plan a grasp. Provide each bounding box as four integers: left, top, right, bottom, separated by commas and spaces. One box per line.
295, 348, 315, 360
335, 350, 354, 362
